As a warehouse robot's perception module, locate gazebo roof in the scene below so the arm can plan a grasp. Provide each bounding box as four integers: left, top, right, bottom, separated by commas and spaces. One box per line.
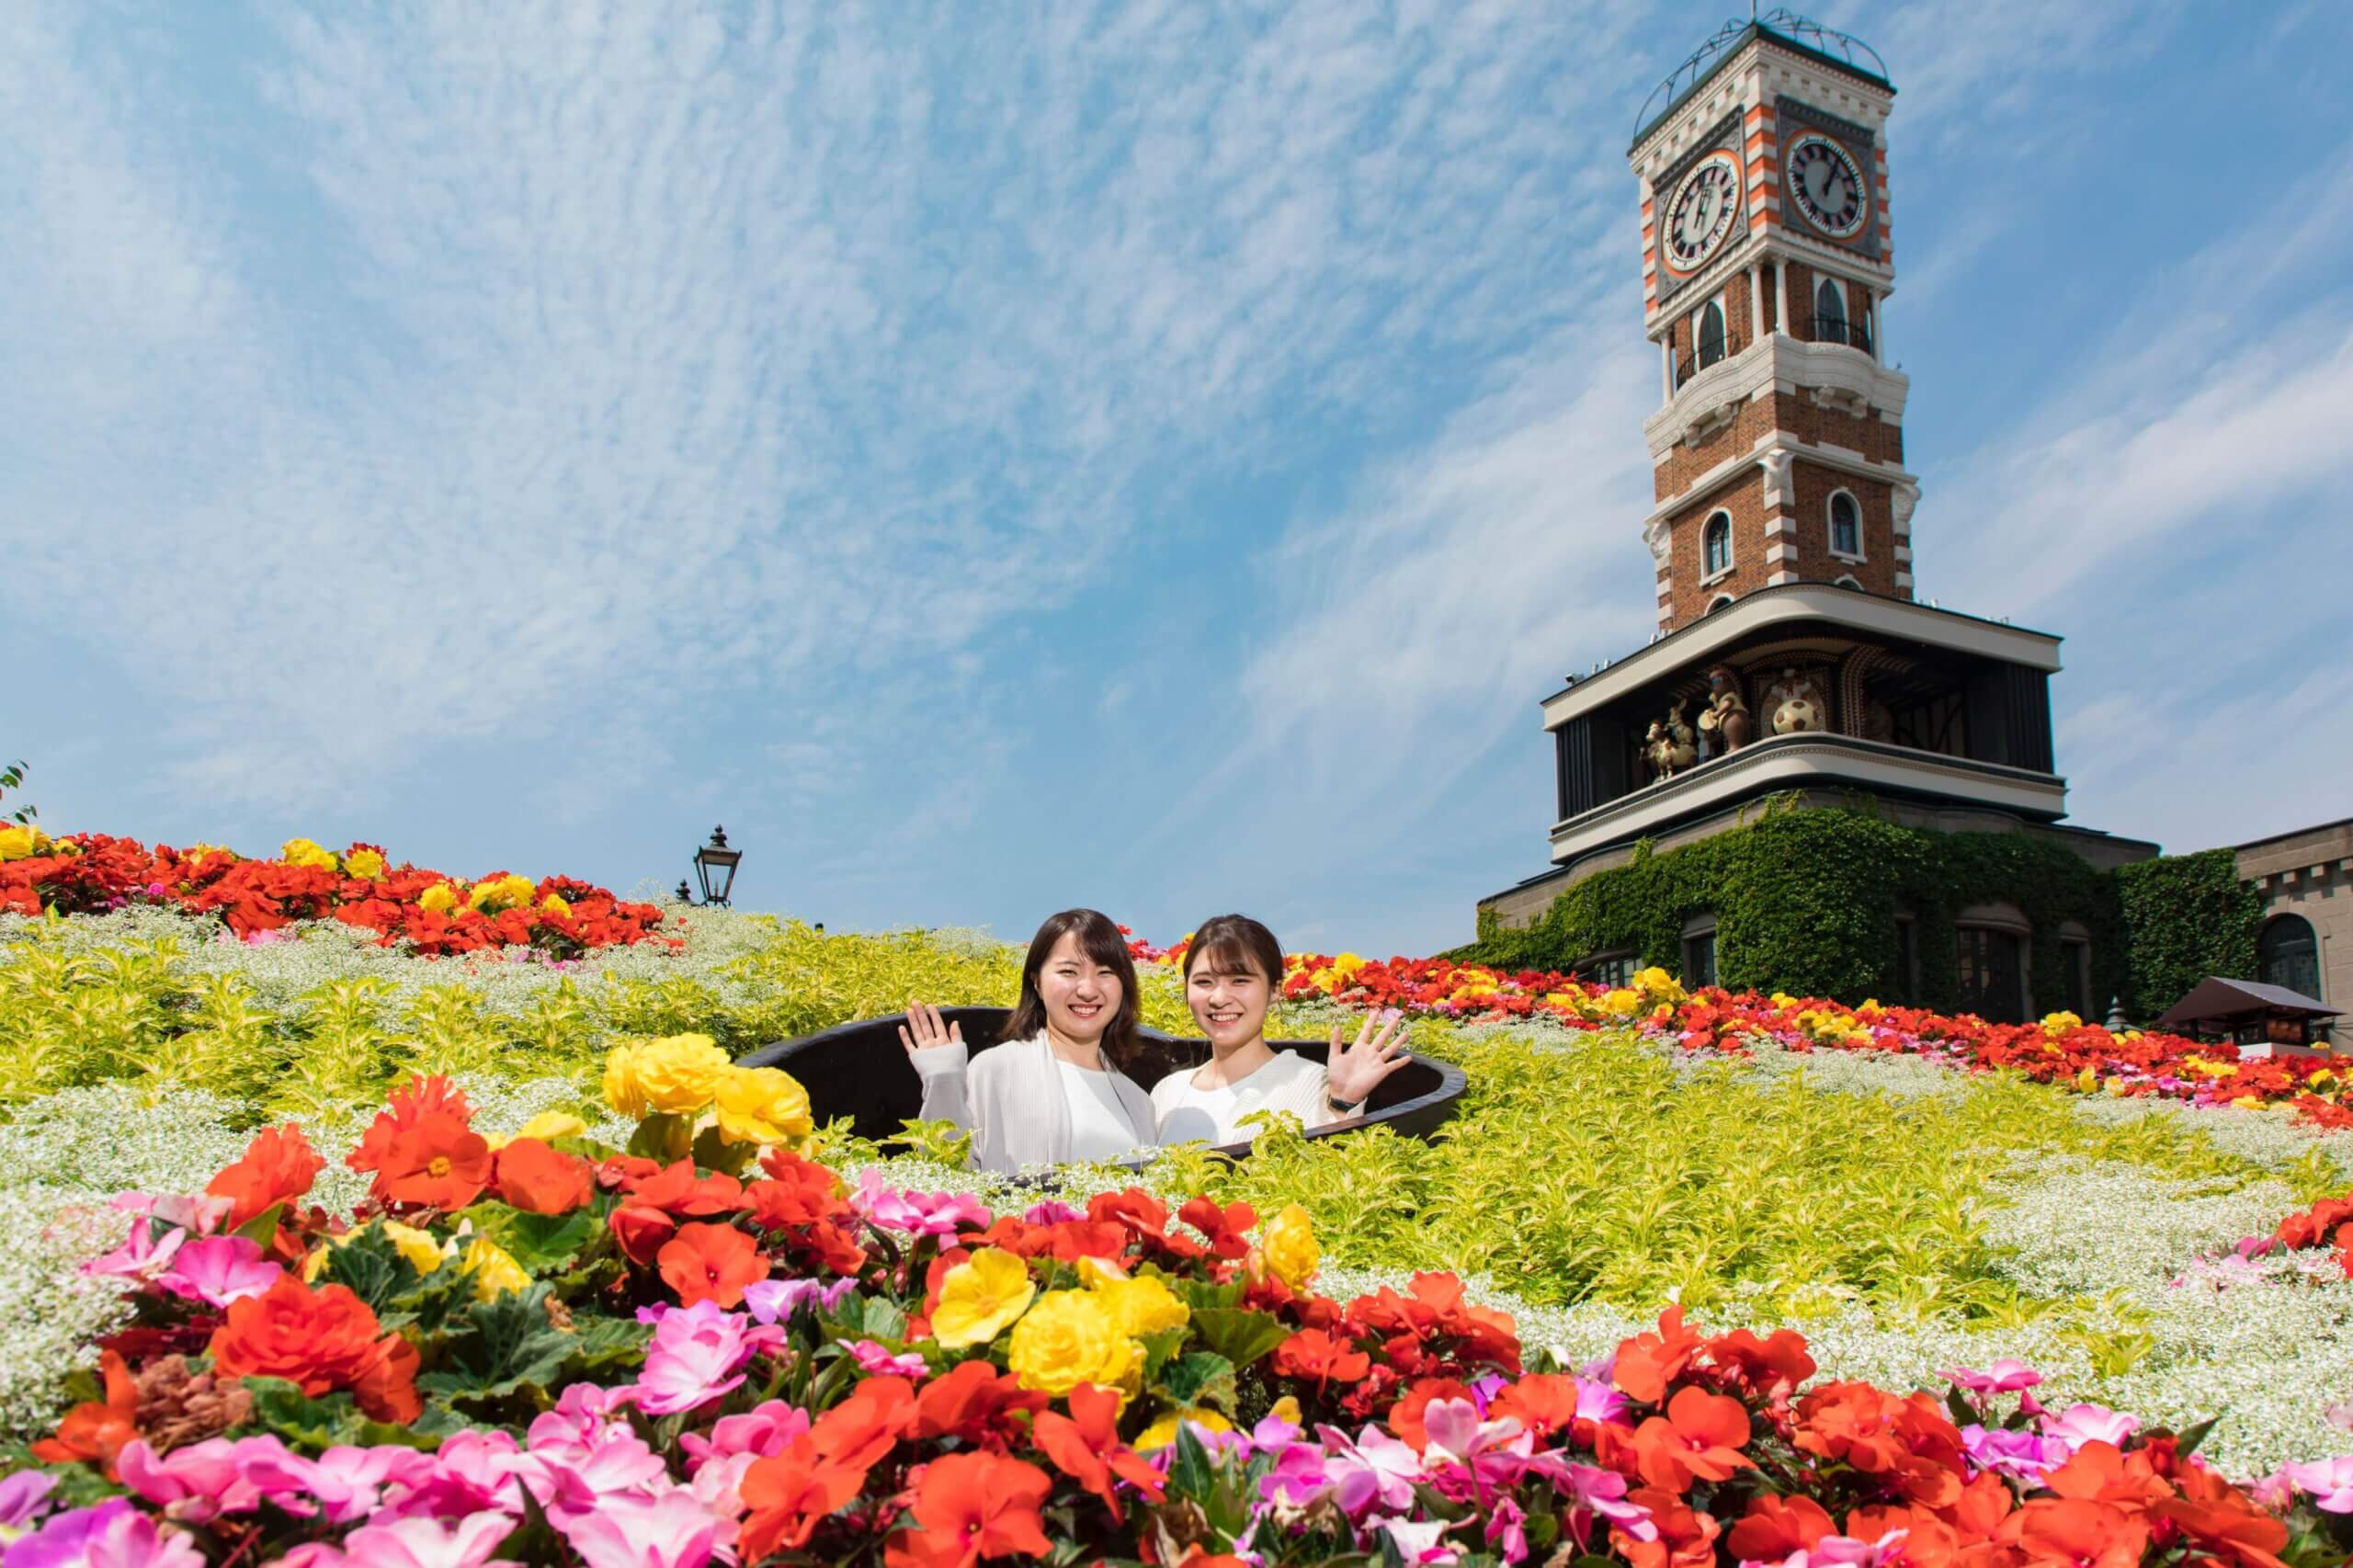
2152, 976, 2340, 1032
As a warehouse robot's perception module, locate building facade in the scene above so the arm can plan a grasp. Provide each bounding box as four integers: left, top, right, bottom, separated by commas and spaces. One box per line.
2238, 818, 2351, 1014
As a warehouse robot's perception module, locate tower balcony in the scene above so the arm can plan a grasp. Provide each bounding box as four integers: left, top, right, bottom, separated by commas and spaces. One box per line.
1645, 332, 1909, 461
1671, 315, 1875, 392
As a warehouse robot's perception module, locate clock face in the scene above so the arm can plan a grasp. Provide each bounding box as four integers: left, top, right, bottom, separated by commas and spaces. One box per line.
1785, 133, 1869, 239
1663, 151, 1742, 275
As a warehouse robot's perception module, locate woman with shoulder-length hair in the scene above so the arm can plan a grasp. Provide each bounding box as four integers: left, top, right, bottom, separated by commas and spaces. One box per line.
899, 908, 1159, 1173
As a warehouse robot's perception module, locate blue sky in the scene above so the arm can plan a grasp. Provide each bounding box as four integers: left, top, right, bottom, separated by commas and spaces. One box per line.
6, 1, 2351, 958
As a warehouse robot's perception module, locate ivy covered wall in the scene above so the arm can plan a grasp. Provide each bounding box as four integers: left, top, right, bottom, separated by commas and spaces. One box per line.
1467, 802, 2256, 1017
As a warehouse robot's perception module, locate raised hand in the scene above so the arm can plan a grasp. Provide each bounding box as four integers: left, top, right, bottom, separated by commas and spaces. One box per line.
1325, 1007, 1412, 1108
898, 1000, 964, 1057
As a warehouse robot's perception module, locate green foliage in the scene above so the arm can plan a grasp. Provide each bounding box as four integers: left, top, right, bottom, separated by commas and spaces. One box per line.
0, 759, 32, 825
2116, 847, 2264, 1016
1466, 803, 2128, 1015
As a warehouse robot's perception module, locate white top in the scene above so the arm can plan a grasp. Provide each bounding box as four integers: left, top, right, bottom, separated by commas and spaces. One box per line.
1151, 1050, 1334, 1147
1058, 1059, 1149, 1163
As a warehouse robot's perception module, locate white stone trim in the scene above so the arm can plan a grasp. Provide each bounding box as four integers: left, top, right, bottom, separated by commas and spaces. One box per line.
1825, 487, 1865, 562
1766, 568, 1800, 585
1768, 542, 1798, 563
1636, 437, 1916, 541
1644, 333, 1910, 458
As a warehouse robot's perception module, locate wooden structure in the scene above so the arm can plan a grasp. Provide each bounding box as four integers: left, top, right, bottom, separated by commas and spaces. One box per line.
2152, 977, 2340, 1056
738, 1006, 1468, 1162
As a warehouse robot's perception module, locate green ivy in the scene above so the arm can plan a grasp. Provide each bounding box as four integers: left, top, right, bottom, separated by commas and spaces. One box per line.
2115, 849, 2263, 1017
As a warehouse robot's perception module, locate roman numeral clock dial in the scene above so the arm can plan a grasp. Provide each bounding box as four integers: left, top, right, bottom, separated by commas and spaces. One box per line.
1786, 133, 1868, 239
1663, 151, 1742, 275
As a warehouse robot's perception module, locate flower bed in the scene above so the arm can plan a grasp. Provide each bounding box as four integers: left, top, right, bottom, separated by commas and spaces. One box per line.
6, 1061, 2350, 1567
0, 832, 670, 956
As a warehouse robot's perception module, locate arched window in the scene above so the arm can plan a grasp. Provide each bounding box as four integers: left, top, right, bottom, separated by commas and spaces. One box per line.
1828, 490, 1861, 557
1702, 511, 1732, 577
1834, 574, 1863, 590
1814, 278, 1847, 344
2258, 915, 2322, 1000
1706, 593, 1735, 614
1696, 299, 1727, 370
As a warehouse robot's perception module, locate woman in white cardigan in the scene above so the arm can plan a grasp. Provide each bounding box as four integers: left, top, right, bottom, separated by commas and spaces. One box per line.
899, 908, 1159, 1173
1152, 913, 1411, 1147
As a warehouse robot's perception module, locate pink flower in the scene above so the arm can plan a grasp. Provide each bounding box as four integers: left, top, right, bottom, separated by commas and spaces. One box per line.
115, 1437, 275, 1523
2040, 1402, 2139, 1449
1941, 1359, 2042, 1395
1316, 1425, 1423, 1517
82, 1219, 185, 1283
1375, 1517, 1458, 1565
846, 1340, 929, 1378
678, 1401, 811, 1472
378, 1431, 529, 1521
108, 1191, 234, 1234
738, 1276, 855, 1326
635, 1301, 778, 1415
850, 1173, 991, 1237
290, 1513, 518, 1568
1747, 1534, 1909, 1568
1536, 1460, 1655, 1549
245, 1444, 437, 1525
558, 1491, 721, 1568
1021, 1199, 1085, 1224
1258, 1443, 1332, 1506
153, 1234, 281, 1307
1573, 1376, 1630, 1426
524, 1427, 669, 1520
2282, 1455, 2353, 1513
1484, 1498, 1529, 1564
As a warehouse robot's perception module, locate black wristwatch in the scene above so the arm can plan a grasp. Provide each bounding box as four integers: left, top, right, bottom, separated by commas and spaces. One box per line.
1326, 1094, 1364, 1116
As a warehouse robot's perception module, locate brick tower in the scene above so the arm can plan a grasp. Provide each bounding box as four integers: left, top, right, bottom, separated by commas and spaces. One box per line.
1630, 14, 1918, 632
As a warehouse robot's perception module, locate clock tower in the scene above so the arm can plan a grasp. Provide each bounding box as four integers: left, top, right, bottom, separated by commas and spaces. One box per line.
1631, 13, 1916, 631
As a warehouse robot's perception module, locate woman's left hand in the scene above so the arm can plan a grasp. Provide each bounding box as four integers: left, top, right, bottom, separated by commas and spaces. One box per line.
1325, 1008, 1413, 1108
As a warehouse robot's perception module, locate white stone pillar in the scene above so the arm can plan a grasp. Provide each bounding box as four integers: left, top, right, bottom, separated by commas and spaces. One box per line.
1772, 259, 1789, 338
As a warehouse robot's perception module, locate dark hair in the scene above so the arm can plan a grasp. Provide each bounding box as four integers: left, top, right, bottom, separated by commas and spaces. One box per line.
1005, 909, 1143, 1068
1181, 914, 1286, 991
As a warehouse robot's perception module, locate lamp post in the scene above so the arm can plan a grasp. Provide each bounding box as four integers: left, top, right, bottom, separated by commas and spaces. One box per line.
692, 826, 742, 908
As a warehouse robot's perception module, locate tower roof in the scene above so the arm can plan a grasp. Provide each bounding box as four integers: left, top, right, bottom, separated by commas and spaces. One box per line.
1632, 8, 1891, 150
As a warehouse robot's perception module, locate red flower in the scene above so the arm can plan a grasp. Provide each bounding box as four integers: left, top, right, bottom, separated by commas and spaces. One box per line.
1030, 1381, 1164, 1522
1612, 1486, 1720, 1568
739, 1439, 868, 1559
1723, 1495, 1835, 1560
491, 1138, 594, 1215
2150, 1463, 2292, 1568
915, 1359, 1046, 1450
1997, 1498, 2147, 1568
1387, 1377, 1472, 1451
1791, 1381, 1965, 1509
657, 1221, 771, 1308
882, 1450, 1052, 1568
1631, 1386, 1755, 1493
205, 1123, 325, 1230
207, 1275, 420, 1422
1485, 1373, 1583, 1440
1270, 1328, 1370, 1392
345, 1075, 491, 1210
1705, 1325, 1816, 1399
29, 1349, 140, 1474
1176, 1196, 1257, 1259
809, 1375, 921, 1473
609, 1203, 677, 1265
1613, 1304, 1705, 1403
624, 1159, 745, 1217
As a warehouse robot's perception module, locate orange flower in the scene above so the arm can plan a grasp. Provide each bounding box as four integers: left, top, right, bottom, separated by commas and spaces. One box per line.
808, 1375, 921, 1473
29, 1349, 140, 1473
1632, 1385, 1756, 1493
1031, 1382, 1164, 1522
1387, 1377, 1473, 1451
1997, 1497, 2147, 1568
739, 1437, 868, 1559
1791, 1381, 1965, 1508
1613, 1304, 1705, 1403
207, 1274, 421, 1422
2043, 1439, 2175, 1513
1612, 1486, 1720, 1568
205, 1123, 325, 1230
1843, 1506, 1961, 1567
491, 1138, 594, 1215
1704, 1325, 1816, 1398
882, 1449, 1052, 1568
1722, 1494, 1834, 1560
1270, 1328, 1370, 1392
609, 1203, 677, 1265
626, 1158, 745, 1217
657, 1221, 771, 1308
346, 1074, 490, 1211
2150, 1463, 2292, 1568
915, 1359, 1046, 1450
1486, 1373, 1584, 1440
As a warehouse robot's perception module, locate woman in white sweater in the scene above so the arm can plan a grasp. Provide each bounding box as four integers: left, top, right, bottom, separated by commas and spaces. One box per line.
1152, 914, 1412, 1147
899, 909, 1160, 1172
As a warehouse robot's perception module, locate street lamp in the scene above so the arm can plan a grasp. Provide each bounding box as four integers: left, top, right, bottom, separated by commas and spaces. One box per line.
692, 826, 742, 908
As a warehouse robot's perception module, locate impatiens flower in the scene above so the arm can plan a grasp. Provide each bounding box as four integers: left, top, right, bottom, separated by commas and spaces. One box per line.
346, 1075, 492, 1210
1033, 1382, 1165, 1522
846, 1340, 929, 1378
710, 1064, 815, 1148
740, 1276, 856, 1325
1631, 1385, 1754, 1492
736, 1444, 870, 1560
115, 1436, 278, 1523
1941, 1358, 2042, 1395
882, 1450, 1052, 1568
82, 1218, 186, 1283
2282, 1455, 2353, 1512
0, 1468, 57, 1528
1258, 1442, 1333, 1506
851, 1171, 991, 1235
3, 1498, 204, 1568
2004, 1497, 2146, 1568
1549, 1461, 1656, 1545
490, 1138, 595, 1215
292, 1512, 519, 1568
203, 1122, 325, 1230
929, 1248, 1037, 1350
1317, 1424, 1423, 1516
1375, 1517, 1459, 1566
1611, 1304, 1705, 1403
679, 1401, 812, 1471
526, 1426, 671, 1519
1484, 1498, 1529, 1564
1272, 1328, 1370, 1391
206, 1275, 421, 1423
154, 1234, 282, 1307
30, 1350, 142, 1472
1960, 1422, 2072, 1484
242, 1443, 437, 1526
635, 1299, 777, 1415
559, 1490, 719, 1568
2039, 1402, 2140, 1450
658, 1222, 771, 1309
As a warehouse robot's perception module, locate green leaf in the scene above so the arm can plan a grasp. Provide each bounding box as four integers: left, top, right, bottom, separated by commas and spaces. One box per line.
690, 1123, 754, 1177
1943, 1385, 1979, 1431
858, 1297, 909, 1343
2174, 1412, 2223, 1460
244, 1378, 351, 1451
1171, 1278, 1245, 1312
458, 1203, 599, 1275
1188, 1308, 1290, 1370
569, 1314, 655, 1374
1159, 1352, 1237, 1414
318, 1225, 426, 1313
231, 1202, 285, 1247
416, 1284, 575, 1399
1166, 1422, 1219, 1501
1136, 1327, 1188, 1386
627, 1112, 693, 1164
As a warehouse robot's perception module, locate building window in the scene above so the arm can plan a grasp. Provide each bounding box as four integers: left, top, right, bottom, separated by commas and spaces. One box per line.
1682, 916, 1718, 991
1834, 574, 1862, 590
1696, 299, 1727, 370
1956, 926, 2027, 1025
2258, 915, 2323, 1000
2060, 938, 2090, 1018
1706, 593, 1735, 614
1582, 952, 1637, 988
1828, 491, 1862, 558
1814, 278, 1847, 345
1702, 511, 1733, 577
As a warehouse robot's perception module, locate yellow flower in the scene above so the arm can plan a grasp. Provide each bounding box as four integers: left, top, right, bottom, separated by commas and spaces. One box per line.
382, 1221, 450, 1276
418, 882, 460, 915
711, 1064, 815, 1148
2041, 1010, 2083, 1035
1599, 988, 1642, 1018
1006, 1289, 1136, 1397
1632, 966, 1686, 1004
1259, 1203, 1319, 1290
486, 1110, 589, 1152
2075, 1066, 2098, 1092
0, 824, 50, 862
1074, 1255, 1130, 1289
1267, 1395, 1302, 1426
462, 1237, 530, 1301
2231, 1095, 2268, 1111
603, 1034, 729, 1118
467, 873, 538, 914
540, 892, 571, 916
931, 1249, 1038, 1350
1329, 953, 1367, 983
1134, 1408, 1233, 1451
1089, 1272, 1189, 1338
280, 837, 338, 872
343, 847, 387, 881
